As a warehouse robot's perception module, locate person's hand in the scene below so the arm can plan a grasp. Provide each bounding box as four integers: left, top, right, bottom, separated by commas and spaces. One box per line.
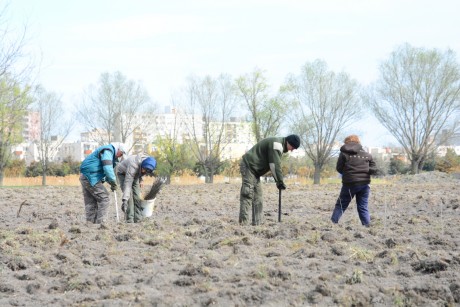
121, 200, 127, 213
277, 182, 286, 190
110, 181, 118, 191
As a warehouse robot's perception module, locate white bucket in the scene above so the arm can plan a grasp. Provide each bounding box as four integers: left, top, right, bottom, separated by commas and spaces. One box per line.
141, 198, 156, 217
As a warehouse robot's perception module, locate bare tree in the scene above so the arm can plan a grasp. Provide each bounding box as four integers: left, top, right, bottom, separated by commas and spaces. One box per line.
287, 60, 362, 184
180, 74, 237, 183
76, 71, 151, 147
34, 86, 73, 186
365, 44, 460, 174
0, 3, 34, 81
235, 67, 288, 141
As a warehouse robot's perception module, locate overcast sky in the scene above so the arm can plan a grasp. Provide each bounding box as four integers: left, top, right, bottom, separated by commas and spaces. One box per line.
6, 0, 460, 146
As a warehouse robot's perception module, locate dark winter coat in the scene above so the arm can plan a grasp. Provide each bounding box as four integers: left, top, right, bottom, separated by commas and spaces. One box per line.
336, 142, 377, 186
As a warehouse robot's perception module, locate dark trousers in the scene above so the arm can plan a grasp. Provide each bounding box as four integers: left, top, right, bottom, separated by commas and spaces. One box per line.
239, 161, 263, 225
331, 184, 370, 226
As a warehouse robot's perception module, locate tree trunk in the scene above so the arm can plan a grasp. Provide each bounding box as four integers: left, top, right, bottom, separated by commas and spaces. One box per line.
42, 172, 47, 186
0, 170, 4, 186
313, 165, 321, 184
410, 160, 419, 175
205, 167, 214, 183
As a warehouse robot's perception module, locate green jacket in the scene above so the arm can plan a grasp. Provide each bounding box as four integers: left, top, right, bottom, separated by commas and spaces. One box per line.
242, 136, 287, 184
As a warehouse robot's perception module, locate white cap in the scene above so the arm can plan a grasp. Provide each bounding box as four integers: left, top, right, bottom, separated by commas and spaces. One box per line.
111, 142, 127, 155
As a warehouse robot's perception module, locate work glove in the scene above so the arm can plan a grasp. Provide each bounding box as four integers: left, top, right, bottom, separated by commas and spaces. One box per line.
276, 182, 286, 190
109, 181, 118, 192
121, 200, 127, 213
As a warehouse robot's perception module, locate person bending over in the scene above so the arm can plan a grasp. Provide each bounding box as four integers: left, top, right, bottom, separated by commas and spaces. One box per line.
80, 143, 126, 224
239, 134, 300, 226
117, 154, 157, 223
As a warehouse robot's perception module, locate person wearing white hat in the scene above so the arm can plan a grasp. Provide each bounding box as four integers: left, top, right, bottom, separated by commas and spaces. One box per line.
79, 143, 126, 224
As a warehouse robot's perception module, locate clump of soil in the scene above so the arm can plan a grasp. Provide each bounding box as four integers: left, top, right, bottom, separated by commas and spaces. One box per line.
0, 173, 459, 306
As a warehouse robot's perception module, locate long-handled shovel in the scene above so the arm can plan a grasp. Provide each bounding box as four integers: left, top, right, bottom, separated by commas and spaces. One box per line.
278, 189, 282, 222
113, 191, 120, 222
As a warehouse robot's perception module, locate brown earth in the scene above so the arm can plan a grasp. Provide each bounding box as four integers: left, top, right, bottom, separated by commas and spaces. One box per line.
0, 172, 459, 306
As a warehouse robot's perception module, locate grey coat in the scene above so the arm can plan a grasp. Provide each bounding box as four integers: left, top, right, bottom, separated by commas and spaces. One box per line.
117, 153, 150, 202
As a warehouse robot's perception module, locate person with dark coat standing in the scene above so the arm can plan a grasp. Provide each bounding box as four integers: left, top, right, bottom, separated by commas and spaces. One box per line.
331, 135, 378, 226
239, 134, 301, 225
80, 142, 126, 224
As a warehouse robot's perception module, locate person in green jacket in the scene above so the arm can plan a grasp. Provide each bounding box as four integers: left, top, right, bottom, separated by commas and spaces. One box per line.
239, 134, 300, 225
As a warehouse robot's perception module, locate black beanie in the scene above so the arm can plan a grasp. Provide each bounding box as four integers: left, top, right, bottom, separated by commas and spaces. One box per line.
286, 134, 300, 149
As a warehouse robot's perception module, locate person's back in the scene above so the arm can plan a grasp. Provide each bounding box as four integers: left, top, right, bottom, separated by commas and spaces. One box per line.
79, 143, 126, 224
80, 144, 116, 186
117, 153, 147, 178
331, 135, 376, 227
337, 141, 377, 186
242, 136, 284, 178
117, 154, 157, 223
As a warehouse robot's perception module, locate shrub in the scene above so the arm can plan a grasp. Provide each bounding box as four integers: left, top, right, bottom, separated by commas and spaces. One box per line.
435, 148, 460, 173
388, 158, 409, 175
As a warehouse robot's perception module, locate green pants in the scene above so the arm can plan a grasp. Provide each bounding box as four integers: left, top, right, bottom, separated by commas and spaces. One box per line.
239, 161, 263, 225
117, 174, 143, 223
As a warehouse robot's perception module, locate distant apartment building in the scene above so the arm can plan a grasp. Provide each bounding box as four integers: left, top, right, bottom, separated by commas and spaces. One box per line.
437, 145, 460, 156
439, 130, 460, 146
12, 136, 68, 165
368, 146, 408, 163
209, 119, 256, 160
11, 142, 38, 165
129, 107, 204, 153
80, 128, 111, 144
129, 109, 255, 160
139, 107, 203, 144
22, 111, 40, 142
55, 141, 99, 162
11, 107, 319, 164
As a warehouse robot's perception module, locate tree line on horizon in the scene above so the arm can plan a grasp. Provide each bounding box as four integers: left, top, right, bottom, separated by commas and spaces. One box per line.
0, 4, 459, 186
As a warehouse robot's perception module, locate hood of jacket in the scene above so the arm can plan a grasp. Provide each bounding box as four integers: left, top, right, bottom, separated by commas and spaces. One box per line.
340, 142, 363, 155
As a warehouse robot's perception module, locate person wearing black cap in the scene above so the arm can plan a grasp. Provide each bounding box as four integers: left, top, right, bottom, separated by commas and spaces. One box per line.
117, 154, 157, 223
239, 134, 301, 225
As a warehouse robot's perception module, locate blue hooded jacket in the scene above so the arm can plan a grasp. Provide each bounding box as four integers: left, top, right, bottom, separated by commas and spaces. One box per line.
80, 144, 118, 186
